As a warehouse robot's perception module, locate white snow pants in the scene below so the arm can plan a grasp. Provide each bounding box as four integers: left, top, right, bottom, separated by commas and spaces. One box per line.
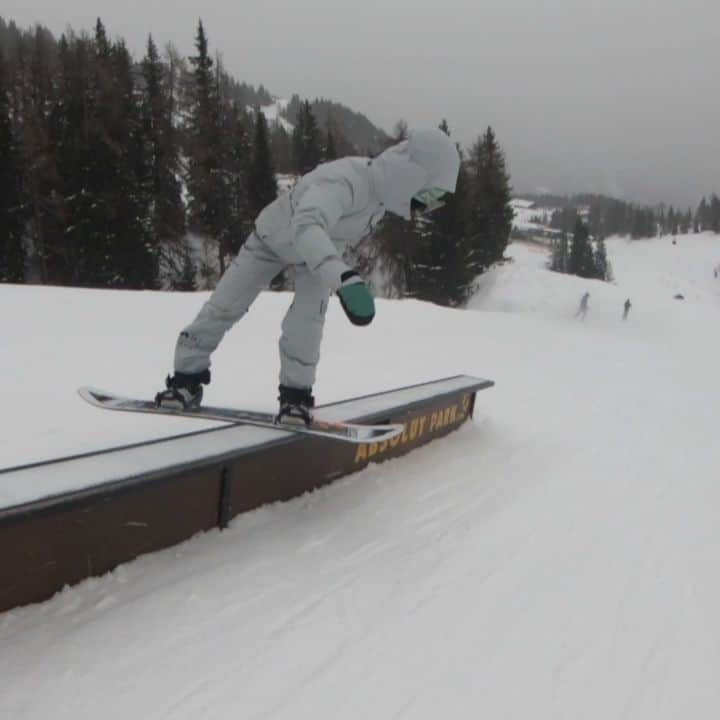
174, 232, 329, 389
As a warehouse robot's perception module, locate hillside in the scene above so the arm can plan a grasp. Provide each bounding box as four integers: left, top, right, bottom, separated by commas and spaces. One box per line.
2, 233, 720, 718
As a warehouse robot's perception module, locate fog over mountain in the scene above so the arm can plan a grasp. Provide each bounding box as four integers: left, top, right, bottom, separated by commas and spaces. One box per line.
5, 0, 719, 206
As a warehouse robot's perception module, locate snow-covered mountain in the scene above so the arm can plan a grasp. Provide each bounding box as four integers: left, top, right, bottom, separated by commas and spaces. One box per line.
256, 94, 389, 154
258, 97, 294, 134
2, 233, 720, 718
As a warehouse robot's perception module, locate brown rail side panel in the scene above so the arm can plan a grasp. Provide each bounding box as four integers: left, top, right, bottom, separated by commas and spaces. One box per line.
225, 389, 476, 518
0, 467, 221, 614
0, 382, 487, 614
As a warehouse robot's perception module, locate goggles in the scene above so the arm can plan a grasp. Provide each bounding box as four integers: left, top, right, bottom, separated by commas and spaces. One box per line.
412, 188, 447, 215
413, 187, 447, 207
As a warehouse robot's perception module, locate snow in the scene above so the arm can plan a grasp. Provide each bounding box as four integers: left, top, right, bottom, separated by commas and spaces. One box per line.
511, 198, 561, 236
510, 198, 535, 209
259, 97, 294, 134
3, 232, 720, 718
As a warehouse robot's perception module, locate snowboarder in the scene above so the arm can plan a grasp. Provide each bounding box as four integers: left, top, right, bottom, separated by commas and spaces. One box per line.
622, 298, 632, 320
155, 128, 461, 424
575, 292, 590, 320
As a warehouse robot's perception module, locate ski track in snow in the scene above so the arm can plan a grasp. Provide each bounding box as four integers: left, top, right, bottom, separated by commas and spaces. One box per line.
2, 234, 720, 717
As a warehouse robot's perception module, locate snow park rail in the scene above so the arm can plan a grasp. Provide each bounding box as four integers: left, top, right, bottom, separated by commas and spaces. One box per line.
0, 375, 492, 614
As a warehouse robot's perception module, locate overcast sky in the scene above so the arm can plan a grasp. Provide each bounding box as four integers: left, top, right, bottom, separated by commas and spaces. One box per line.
4, 0, 719, 206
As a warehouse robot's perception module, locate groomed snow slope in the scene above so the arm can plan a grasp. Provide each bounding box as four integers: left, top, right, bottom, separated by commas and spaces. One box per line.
2, 233, 720, 718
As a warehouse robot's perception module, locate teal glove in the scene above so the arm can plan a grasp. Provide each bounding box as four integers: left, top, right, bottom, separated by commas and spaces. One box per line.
337, 271, 375, 326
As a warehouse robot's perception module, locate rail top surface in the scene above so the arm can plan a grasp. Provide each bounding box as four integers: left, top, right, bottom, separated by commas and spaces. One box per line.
0, 375, 492, 514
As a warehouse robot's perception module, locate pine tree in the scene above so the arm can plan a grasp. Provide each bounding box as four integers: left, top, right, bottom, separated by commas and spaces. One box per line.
175, 243, 198, 291
372, 214, 416, 298
568, 219, 595, 278
656, 206, 665, 236
466, 126, 513, 270
710, 195, 720, 233
210, 57, 245, 274
52, 33, 102, 285
269, 120, 293, 173
325, 114, 355, 158
550, 231, 569, 273
222, 100, 253, 255
390, 119, 408, 144
185, 20, 224, 277
142, 35, 185, 245
684, 208, 693, 234
696, 197, 709, 231
325, 126, 337, 161
110, 39, 157, 288
291, 100, 305, 173
248, 107, 277, 219
19, 27, 59, 283
159, 236, 197, 292
301, 99, 322, 169
0, 49, 26, 282
72, 17, 121, 286
54, 21, 117, 287
593, 237, 612, 281
292, 99, 322, 174
588, 203, 604, 240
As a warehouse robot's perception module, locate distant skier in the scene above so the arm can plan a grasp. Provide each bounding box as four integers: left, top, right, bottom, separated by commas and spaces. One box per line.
622, 298, 632, 320
575, 292, 590, 320
155, 128, 460, 425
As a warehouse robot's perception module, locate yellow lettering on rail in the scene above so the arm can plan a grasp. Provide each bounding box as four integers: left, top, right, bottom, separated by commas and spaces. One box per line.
409, 418, 420, 441
353, 399, 470, 466
417, 415, 427, 438
354, 444, 367, 463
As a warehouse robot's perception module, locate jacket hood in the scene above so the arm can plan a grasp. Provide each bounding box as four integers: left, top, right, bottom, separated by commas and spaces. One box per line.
369, 128, 461, 220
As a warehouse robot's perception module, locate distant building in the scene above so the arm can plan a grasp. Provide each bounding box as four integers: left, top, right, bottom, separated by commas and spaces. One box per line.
511, 198, 562, 246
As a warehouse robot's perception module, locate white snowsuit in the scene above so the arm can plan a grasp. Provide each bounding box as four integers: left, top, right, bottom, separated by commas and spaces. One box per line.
174, 128, 460, 389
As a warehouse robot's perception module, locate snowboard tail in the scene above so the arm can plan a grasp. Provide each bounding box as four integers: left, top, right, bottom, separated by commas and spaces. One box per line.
78, 387, 404, 444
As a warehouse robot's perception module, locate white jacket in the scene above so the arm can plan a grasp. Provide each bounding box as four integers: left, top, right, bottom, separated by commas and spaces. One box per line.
253, 128, 460, 290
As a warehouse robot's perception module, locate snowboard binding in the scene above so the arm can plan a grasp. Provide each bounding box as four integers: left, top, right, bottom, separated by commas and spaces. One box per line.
155, 370, 210, 410
275, 385, 315, 427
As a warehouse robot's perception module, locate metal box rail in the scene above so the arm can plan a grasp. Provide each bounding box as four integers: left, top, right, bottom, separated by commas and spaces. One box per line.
0, 375, 493, 614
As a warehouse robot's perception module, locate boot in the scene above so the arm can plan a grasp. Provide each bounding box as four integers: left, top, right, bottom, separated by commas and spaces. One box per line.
155, 369, 210, 410
276, 384, 315, 426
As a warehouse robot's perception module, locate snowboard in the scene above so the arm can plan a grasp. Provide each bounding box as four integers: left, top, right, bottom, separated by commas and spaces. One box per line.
78, 387, 405, 444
